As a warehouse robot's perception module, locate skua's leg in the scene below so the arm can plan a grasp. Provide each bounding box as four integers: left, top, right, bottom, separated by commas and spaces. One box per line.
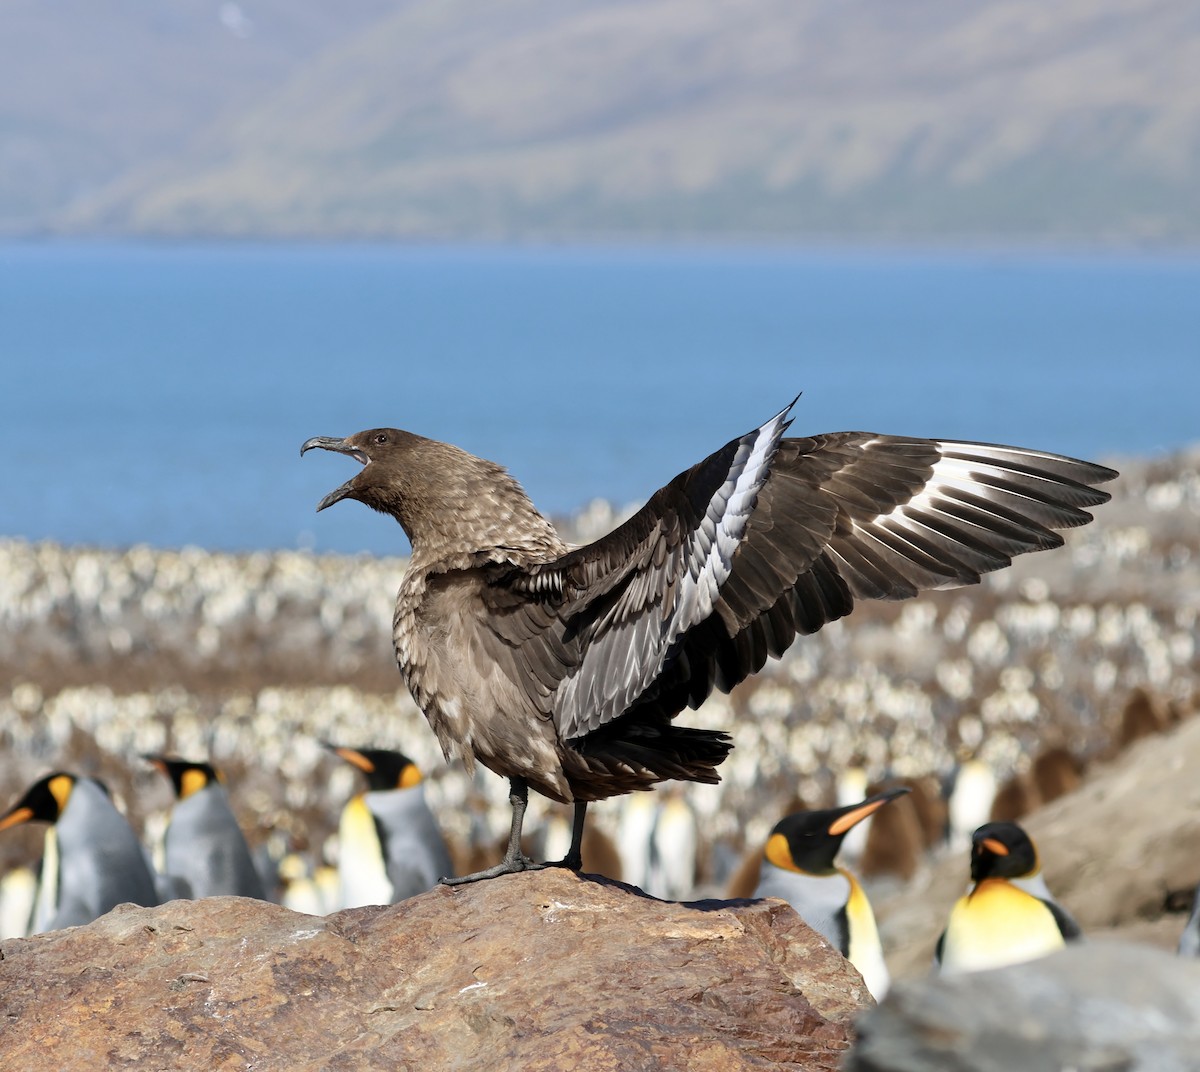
441, 777, 544, 885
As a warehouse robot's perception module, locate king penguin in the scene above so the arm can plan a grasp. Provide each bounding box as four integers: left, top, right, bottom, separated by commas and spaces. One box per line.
146, 756, 267, 900
754, 787, 909, 999
936, 820, 1081, 974
0, 772, 160, 931
327, 745, 454, 907
945, 757, 997, 850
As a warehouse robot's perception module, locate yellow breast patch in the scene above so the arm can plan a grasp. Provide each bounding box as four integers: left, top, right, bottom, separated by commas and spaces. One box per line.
940, 878, 1066, 973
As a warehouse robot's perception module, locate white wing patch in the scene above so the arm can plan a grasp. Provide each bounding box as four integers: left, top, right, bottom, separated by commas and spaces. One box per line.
867, 441, 1072, 522
555, 406, 791, 739
834, 439, 1084, 592
669, 409, 785, 636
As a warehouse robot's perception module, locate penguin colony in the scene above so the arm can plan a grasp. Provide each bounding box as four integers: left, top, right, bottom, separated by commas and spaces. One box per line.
6, 759, 1183, 985
2, 403, 1199, 983
0, 748, 454, 936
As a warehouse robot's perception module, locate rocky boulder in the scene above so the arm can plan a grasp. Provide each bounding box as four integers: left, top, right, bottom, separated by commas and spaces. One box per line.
0, 868, 868, 1071
847, 942, 1200, 1072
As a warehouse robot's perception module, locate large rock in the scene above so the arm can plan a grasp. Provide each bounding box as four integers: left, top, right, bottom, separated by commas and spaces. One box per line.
0, 868, 867, 1071
847, 942, 1200, 1072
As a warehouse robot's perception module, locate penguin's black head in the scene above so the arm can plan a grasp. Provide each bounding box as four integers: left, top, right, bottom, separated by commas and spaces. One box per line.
324, 744, 422, 792
970, 821, 1039, 881
145, 755, 223, 800
0, 772, 78, 830
765, 787, 910, 875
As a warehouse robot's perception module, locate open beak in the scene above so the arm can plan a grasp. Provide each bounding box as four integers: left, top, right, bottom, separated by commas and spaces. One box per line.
301, 436, 368, 512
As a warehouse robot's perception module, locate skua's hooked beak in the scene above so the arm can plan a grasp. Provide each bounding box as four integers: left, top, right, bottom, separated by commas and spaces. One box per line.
301, 436, 368, 511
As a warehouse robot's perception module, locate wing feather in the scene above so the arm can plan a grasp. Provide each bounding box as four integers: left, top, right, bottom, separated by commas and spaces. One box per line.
472, 417, 1115, 746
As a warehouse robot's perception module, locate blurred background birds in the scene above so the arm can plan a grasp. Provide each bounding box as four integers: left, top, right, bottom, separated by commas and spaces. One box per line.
325, 744, 454, 907
144, 755, 267, 901
0, 773, 160, 933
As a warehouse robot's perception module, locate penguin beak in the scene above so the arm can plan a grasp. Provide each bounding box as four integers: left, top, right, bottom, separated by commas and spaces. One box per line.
325, 744, 375, 774
980, 837, 1009, 856
0, 806, 34, 831
301, 437, 369, 512
827, 786, 910, 836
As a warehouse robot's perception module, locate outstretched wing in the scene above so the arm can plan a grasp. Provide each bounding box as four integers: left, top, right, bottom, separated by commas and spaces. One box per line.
476, 409, 1116, 742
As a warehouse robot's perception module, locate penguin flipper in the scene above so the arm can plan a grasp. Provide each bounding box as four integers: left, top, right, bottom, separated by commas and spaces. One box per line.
832, 903, 851, 958
1044, 897, 1083, 942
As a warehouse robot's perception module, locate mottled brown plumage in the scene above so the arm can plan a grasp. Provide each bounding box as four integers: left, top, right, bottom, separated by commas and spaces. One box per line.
302, 400, 1116, 882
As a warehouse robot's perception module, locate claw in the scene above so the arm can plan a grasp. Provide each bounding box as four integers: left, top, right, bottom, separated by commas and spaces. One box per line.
441, 850, 545, 886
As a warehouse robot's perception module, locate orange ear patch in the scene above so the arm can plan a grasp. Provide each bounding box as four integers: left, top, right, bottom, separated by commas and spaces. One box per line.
48, 775, 74, 814
765, 832, 795, 871
399, 764, 423, 789
180, 768, 209, 800
980, 837, 1009, 856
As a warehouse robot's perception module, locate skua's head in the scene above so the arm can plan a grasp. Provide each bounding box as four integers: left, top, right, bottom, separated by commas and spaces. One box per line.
301, 427, 536, 548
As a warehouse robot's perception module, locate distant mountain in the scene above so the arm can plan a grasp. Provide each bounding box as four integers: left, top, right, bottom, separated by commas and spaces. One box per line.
5, 0, 1200, 243
0, 0, 399, 230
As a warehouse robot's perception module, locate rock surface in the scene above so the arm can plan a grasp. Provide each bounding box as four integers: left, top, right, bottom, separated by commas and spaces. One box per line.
847, 942, 1200, 1072
0, 868, 867, 1071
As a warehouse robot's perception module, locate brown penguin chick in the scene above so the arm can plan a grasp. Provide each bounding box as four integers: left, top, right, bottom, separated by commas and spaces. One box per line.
990, 769, 1041, 823
726, 845, 765, 899
1118, 686, 1168, 750
579, 824, 624, 881
302, 400, 1115, 883
896, 775, 948, 851
1031, 746, 1084, 804
530, 807, 625, 881
860, 785, 925, 881
450, 837, 502, 881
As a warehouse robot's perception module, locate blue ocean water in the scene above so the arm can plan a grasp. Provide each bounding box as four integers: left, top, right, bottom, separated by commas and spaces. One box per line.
0, 242, 1195, 555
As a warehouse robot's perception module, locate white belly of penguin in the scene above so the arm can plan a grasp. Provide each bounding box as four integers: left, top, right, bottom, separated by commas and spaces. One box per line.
755, 864, 850, 951
755, 863, 890, 999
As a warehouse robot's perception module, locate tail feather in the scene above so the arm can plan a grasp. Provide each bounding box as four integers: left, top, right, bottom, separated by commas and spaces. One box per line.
566, 724, 733, 801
